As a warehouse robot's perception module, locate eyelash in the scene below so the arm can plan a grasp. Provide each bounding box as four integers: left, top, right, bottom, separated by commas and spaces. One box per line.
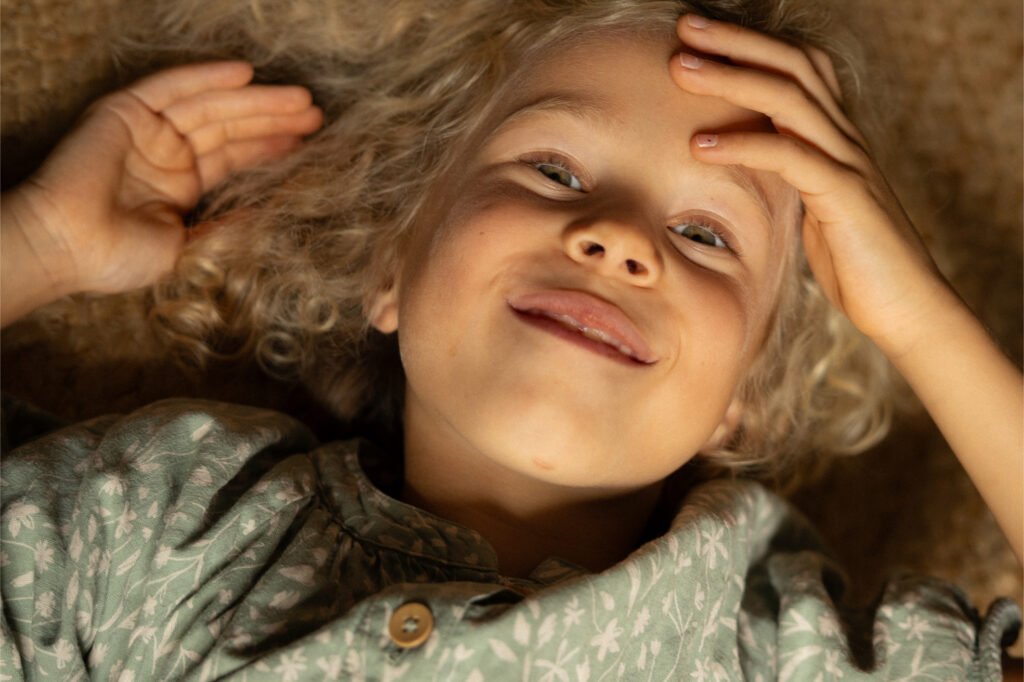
668, 217, 736, 253
518, 152, 738, 255
519, 153, 589, 192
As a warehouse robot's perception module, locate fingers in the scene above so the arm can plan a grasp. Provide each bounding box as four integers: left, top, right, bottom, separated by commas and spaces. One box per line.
691, 132, 871, 225
674, 14, 868, 150
803, 45, 843, 103
672, 53, 867, 168
187, 106, 324, 157
127, 61, 255, 113
124, 61, 323, 191
195, 135, 304, 191
161, 84, 315, 135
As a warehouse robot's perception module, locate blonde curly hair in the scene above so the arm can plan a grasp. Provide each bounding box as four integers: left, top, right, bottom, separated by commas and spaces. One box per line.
117, 0, 897, 490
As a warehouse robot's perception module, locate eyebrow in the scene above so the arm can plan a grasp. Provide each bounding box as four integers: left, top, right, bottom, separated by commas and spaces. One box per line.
489, 90, 779, 231
717, 165, 776, 233
488, 91, 620, 139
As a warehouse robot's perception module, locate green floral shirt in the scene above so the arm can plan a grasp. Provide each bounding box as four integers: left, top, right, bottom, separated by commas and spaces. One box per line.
1, 398, 1019, 680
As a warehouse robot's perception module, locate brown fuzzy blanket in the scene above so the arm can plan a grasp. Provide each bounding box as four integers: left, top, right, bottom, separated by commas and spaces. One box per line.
2, 0, 1021, 655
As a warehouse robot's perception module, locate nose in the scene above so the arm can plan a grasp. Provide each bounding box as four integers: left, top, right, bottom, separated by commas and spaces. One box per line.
562, 220, 663, 286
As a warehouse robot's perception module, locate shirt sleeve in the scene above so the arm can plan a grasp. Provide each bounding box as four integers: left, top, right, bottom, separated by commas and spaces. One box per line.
0, 398, 319, 680
734, 482, 1023, 681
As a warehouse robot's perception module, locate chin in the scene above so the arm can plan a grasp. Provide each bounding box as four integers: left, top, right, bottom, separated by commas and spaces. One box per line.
475, 413, 641, 488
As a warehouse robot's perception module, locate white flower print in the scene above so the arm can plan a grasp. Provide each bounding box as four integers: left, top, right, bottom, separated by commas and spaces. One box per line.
818, 613, 842, 639
34, 591, 55, 619
316, 655, 343, 677
824, 650, 844, 677
11, 571, 33, 588
899, 614, 931, 642
89, 642, 108, 667
632, 606, 650, 636
691, 658, 711, 681
54, 639, 75, 670
699, 527, 727, 569
489, 639, 517, 663
563, 597, 585, 631
269, 590, 302, 610
514, 612, 530, 646
99, 475, 125, 497
143, 596, 158, 617
661, 592, 673, 615
189, 466, 213, 487
589, 618, 622, 662
18, 633, 35, 664
273, 649, 307, 682
274, 480, 305, 505
5, 501, 40, 538
536, 639, 579, 682
115, 507, 137, 539
33, 541, 55, 572
575, 657, 590, 682
280, 565, 316, 586
153, 545, 172, 569
637, 642, 648, 671
538, 613, 557, 646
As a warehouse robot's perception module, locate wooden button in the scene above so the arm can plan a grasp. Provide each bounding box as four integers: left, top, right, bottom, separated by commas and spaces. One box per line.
388, 601, 433, 649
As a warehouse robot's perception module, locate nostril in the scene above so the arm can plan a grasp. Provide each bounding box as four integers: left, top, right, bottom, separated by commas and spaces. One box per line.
626, 259, 647, 276
582, 241, 605, 257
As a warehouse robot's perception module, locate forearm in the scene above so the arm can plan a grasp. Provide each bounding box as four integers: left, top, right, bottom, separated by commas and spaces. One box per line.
1, 188, 79, 328
883, 292, 1023, 564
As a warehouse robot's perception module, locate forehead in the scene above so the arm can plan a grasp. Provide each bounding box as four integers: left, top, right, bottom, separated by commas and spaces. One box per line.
488, 31, 798, 233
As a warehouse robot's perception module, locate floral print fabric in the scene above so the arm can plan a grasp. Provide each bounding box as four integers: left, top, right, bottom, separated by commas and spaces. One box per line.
1, 398, 1019, 680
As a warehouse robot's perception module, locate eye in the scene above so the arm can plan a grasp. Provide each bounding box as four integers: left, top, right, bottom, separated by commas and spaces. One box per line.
532, 160, 581, 189
669, 220, 729, 250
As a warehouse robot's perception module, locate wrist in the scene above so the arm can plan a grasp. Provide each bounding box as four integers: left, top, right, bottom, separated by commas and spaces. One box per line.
2, 183, 81, 296
1, 184, 83, 327
865, 275, 975, 364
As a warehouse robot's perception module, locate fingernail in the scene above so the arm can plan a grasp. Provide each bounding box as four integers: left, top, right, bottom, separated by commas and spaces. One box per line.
686, 14, 711, 29
695, 134, 718, 148
679, 53, 703, 70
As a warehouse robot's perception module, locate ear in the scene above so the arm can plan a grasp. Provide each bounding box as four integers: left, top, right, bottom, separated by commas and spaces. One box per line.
701, 397, 744, 453
367, 279, 400, 334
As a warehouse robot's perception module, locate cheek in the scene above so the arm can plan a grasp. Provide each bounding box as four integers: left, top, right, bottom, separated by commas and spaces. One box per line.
396, 204, 533, 370
668, 266, 755, 371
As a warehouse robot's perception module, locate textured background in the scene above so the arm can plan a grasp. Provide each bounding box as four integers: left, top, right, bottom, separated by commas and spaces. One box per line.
2, 0, 1022, 656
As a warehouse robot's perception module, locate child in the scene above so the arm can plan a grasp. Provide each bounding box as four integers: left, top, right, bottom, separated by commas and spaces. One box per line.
1, 0, 1021, 679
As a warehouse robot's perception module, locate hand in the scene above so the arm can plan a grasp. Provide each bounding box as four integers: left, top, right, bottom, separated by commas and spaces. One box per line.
668, 14, 958, 359
666, 15, 1024, 566
10, 61, 323, 298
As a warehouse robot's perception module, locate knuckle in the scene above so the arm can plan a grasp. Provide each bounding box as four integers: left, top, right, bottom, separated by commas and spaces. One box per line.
835, 165, 870, 194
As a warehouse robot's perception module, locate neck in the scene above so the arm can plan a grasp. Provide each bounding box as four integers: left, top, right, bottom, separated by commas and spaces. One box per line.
400, 396, 667, 579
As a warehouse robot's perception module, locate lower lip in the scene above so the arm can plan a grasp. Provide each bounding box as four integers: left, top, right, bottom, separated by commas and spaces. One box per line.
511, 309, 648, 367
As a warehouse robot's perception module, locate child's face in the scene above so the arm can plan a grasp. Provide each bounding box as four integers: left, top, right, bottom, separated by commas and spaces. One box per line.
372, 31, 799, 490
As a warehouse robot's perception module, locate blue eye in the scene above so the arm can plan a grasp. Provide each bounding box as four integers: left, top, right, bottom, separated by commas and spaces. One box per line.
670, 221, 729, 249
533, 162, 584, 191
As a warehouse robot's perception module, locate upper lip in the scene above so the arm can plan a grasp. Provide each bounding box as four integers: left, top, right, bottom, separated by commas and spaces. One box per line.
507, 289, 658, 364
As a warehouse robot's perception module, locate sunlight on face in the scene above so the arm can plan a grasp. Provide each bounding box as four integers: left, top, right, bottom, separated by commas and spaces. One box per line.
376, 31, 800, 490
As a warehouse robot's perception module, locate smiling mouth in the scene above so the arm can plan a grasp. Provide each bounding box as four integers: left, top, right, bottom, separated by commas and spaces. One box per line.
507, 290, 657, 366
516, 307, 651, 360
